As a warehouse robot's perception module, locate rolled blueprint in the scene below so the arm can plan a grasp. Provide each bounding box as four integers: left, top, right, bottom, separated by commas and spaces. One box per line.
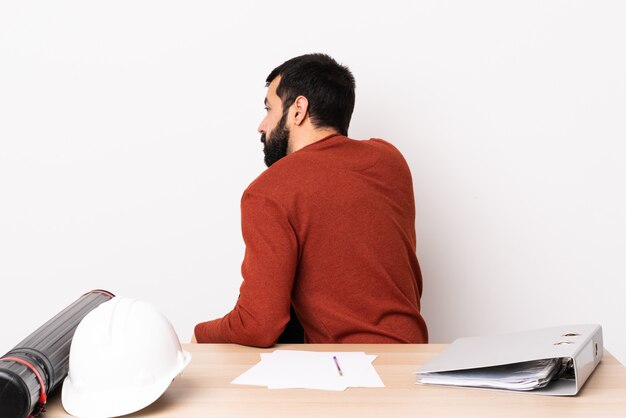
0, 289, 114, 418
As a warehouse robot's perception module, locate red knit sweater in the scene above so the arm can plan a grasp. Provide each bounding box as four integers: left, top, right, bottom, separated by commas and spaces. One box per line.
195, 134, 428, 346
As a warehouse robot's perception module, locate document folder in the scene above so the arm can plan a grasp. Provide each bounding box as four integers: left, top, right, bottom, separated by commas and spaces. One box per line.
415, 324, 603, 395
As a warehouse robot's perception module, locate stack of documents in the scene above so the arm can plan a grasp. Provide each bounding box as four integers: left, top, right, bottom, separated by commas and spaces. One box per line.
232, 350, 385, 391
416, 358, 568, 391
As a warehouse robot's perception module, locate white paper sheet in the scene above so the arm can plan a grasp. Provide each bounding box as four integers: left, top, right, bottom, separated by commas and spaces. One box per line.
232, 350, 385, 391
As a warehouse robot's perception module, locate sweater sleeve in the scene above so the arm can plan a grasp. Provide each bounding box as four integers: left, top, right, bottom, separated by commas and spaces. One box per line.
194, 189, 298, 347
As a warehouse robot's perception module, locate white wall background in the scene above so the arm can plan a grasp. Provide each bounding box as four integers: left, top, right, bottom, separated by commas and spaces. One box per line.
1, 1, 624, 364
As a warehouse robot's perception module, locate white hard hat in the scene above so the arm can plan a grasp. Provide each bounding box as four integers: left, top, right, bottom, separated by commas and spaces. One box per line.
62, 297, 191, 418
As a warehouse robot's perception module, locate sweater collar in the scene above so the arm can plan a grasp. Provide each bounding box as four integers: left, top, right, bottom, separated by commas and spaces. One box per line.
298, 133, 345, 152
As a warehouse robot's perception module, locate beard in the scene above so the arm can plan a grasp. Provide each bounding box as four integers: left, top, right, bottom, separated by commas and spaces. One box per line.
261, 113, 290, 167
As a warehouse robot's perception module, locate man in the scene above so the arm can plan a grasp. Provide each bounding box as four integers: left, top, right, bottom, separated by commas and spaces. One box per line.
195, 53, 428, 346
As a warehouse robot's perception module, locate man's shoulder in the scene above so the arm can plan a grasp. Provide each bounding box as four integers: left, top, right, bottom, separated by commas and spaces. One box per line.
368, 137, 405, 157
370, 137, 410, 161
244, 157, 302, 197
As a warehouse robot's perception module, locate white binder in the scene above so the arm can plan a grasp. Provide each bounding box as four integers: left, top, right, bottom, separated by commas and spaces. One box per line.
415, 324, 603, 395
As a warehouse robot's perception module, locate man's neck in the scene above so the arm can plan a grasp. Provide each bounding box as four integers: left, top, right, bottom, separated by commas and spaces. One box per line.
288, 128, 340, 154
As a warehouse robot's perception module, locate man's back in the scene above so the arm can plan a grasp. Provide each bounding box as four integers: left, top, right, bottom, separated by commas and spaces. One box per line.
243, 134, 427, 343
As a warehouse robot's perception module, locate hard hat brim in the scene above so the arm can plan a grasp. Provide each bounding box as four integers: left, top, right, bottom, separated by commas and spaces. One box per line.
61, 350, 191, 418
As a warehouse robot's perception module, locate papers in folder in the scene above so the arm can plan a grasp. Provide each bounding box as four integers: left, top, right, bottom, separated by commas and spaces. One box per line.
416, 358, 572, 391
232, 350, 385, 391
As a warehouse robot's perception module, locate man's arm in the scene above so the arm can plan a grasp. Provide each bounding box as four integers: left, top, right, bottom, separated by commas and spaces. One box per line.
194, 190, 298, 347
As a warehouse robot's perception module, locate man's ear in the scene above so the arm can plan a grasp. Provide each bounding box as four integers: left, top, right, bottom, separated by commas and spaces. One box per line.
292, 95, 309, 126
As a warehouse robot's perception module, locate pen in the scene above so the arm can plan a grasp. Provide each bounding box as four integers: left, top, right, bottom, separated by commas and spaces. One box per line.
333, 355, 343, 376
